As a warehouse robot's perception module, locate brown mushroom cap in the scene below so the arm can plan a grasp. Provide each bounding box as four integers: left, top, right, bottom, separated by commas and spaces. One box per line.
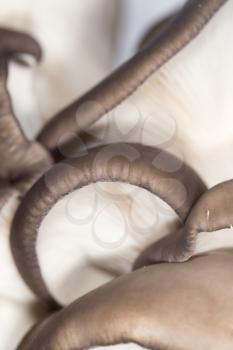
134, 180, 233, 268
18, 250, 233, 350
10, 143, 205, 307
38, 0, 227, 157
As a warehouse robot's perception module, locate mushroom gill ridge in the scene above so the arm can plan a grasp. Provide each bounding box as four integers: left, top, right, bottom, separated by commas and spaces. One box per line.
10, 142, 205, 307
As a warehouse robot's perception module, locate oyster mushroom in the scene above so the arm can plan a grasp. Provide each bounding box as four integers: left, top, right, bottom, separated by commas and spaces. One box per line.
4, 1, 233, 348
10, 143, 205, 307
17, 250, 233, 350
38, 0, 229, 187
11, 0, 233, 307
36, 0, 233, 268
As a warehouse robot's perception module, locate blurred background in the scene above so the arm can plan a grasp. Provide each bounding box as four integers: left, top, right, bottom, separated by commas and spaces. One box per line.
0, 0, 185, 137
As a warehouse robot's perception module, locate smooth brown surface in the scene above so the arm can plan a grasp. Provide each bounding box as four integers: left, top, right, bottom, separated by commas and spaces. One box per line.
18, 251, 233, 350
10, 143, 205, 306
38, 0, 227, 156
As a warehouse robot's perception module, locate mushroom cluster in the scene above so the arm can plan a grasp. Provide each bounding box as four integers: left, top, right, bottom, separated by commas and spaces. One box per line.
1, 0, 233, 349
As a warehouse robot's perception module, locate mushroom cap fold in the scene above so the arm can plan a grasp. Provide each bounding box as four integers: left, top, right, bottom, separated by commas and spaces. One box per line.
10, 143, 205, 306
135, 180, 233, 267
18, 250, 233, 350
38, 0, 227, 155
